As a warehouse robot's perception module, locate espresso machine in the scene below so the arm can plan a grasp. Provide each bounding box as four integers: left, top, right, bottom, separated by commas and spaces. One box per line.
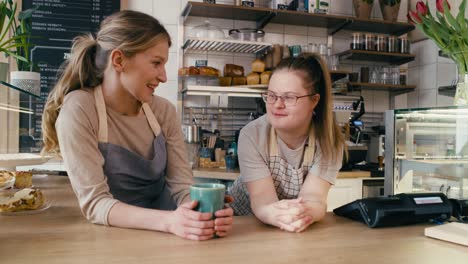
333, 95, 368, 171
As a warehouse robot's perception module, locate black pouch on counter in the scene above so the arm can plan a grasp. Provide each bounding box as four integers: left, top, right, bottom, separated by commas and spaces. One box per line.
333, 193, 452, 228
450, 199, 468, 223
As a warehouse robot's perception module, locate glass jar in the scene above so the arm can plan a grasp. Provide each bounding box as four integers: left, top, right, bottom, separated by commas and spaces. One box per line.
350, 32, 363, 50
399, 37, 410, 53
388, 36, 399, 53
364, 33, 375, 51
400, 68, 407, 85
376, 35, 387, 52
391, 67, 400, 85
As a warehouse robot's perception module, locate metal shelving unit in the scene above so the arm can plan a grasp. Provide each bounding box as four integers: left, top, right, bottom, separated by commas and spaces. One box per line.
182, 85, 267, 98
182, 38, 272, 54
337, 50, 416, 65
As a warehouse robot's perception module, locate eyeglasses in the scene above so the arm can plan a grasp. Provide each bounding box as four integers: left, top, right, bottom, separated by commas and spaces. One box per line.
261, 92, 317, 106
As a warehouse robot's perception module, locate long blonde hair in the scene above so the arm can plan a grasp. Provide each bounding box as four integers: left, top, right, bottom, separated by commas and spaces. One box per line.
273, 53, 346, 163
41, 10, 171, 156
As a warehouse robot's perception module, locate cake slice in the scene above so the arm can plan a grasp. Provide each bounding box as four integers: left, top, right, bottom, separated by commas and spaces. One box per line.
14, 171, 33, 188
0, 188, 44, 212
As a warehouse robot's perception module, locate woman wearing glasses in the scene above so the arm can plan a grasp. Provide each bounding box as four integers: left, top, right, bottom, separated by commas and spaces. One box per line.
229, 53, 345, 233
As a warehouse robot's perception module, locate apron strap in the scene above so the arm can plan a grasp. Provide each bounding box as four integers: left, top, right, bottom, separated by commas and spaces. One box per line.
142, 103, 161, 136
94, 85, 108, 143
93, 86, 161, 143
268, 126, 315, 168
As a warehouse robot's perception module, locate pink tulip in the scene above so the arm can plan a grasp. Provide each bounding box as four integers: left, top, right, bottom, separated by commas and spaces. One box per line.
436, 0, 451, 13
407, 13, 415, 24
409, 10, 423, 24
416, 1, 428, 16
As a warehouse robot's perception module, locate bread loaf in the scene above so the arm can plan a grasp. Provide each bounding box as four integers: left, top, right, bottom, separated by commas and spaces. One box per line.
251, 59, 265, 73
272, 44, 282, 67
219, 76, 232, 86
265, 52, 273, 70
260, 71, 272, 85
178, 66, 201, 76
224, 64, 244, 77
0, 188, 44, 212
246, 72, 260, 85
199, 66, 220, 77
232, 76, 247, 85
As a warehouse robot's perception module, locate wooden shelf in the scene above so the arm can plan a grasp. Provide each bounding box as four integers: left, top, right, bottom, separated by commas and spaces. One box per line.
330, 70, 350, 82
338, 50, 415, 65
348, 82, 416, 94
182, 2, 272, 23
271, 9, 349, 29
182, 2, 415, 36
342, 17, 415, 36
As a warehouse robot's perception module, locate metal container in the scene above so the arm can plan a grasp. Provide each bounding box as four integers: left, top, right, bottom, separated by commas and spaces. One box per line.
182, 125, 201, 143
229, 28, 265, 42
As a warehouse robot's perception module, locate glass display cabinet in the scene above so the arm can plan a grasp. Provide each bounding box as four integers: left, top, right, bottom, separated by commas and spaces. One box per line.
384, 106, 468, 199
0, 81, 50, 171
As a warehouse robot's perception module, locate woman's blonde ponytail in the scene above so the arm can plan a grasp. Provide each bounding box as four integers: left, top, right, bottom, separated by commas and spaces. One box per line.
41, 10, 171, 156
41, 34, 99, 156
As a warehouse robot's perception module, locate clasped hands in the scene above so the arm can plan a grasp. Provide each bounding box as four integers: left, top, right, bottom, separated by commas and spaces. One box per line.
270, 197, 318, 233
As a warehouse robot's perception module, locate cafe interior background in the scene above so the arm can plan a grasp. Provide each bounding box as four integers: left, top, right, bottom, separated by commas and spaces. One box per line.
1, 0, 467, 212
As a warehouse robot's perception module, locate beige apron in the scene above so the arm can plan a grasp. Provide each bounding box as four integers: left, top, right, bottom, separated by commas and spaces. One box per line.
229, 126, 315, 215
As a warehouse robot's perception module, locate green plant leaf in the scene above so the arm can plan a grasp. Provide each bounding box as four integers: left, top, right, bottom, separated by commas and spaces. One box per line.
444, 1, 461, 32
457, 0, 467, 31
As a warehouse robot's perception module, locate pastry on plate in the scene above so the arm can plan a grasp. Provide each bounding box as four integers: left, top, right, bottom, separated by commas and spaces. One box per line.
0, 171, 15, 189
0, 188, 44, 212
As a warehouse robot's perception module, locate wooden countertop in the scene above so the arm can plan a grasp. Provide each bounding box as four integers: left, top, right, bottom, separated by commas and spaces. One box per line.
0, 175, 465, 264
193, 168, 371, 181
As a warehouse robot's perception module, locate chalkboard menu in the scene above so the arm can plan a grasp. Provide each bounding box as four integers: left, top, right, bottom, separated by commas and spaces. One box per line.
19, 0, 120, 152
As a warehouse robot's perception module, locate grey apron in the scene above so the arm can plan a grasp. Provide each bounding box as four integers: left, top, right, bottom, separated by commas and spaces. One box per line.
94, 86, 176, 210
229, 126, 315, 215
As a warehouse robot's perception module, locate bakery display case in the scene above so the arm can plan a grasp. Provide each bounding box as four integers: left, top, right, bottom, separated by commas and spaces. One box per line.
384, 106, 468, 199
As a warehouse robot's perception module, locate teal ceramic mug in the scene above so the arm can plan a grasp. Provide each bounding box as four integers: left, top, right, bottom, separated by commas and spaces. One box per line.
190, 183, 226, 216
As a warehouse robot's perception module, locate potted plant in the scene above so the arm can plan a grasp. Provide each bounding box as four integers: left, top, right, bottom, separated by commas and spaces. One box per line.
408, 0, 468, 105
379, 0, 401, 22
0, 0, 40, 96
0, 0, 28, 82
6, 1, 40, 97
353, 0, 375, 20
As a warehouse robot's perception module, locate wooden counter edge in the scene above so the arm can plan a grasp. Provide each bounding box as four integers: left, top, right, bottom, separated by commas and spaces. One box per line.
192, 169, 371, 181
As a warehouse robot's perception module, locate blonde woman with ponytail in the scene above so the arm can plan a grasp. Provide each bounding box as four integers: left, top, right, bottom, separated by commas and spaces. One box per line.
229, 53, 345, 232
42, 10, 233, 241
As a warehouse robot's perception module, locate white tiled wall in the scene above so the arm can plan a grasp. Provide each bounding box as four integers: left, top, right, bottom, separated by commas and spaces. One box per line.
127, 0, 181, 107
127, 0, 417, 111
409, 39, 457, 108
